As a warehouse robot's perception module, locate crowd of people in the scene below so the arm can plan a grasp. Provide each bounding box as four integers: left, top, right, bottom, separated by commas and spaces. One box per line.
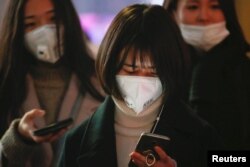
0, 0, 249, 167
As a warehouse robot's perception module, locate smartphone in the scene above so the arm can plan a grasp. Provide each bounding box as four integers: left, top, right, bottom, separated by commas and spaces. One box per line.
33, 118, 73, 136
128, 132, 170, 167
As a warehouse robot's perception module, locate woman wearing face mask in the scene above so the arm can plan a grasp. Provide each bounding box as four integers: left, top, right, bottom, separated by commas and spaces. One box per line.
0, 0, 104, 166
163, 0, 250, 150
59, 4, 222, 167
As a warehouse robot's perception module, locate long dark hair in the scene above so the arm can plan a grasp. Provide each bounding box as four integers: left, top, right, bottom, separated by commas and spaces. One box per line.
0, 0, 103, 136
96, 4, 190, 101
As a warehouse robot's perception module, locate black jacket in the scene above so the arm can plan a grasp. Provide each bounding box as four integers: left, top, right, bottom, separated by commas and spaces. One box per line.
58, 96, 222, 167
189, 38, 250, 150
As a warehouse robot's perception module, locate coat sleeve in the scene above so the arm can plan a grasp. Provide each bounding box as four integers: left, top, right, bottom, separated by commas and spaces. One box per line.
0, 119, 38, 166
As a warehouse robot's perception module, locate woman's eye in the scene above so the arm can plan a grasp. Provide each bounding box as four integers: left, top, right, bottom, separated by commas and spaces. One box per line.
24, 22, 35, 29
124, 69, 135, 74
121, 66, 136, 73
210, 4, 221, 10
186, 4, 199, 10
151, 69, 157, 75
50, 16, 56, 22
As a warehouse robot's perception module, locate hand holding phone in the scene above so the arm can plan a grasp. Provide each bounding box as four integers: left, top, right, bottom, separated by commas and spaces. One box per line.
129, 132, 170, 167
33, 118, 73, 136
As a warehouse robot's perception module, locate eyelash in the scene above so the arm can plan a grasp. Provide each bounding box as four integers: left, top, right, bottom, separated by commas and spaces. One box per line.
123, 68, 136, 73
210, 4, 221, 10
50, 16, 56, 21
24, 22, 35, 28
123, 68, 157, 75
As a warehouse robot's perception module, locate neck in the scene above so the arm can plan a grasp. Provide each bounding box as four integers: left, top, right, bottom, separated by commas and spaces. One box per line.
30, 60, 71, 81
113, 95, 163, 136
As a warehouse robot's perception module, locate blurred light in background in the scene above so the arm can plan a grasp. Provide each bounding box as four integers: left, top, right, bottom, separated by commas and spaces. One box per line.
73, 0, 164, 45
0, 0, 164, 48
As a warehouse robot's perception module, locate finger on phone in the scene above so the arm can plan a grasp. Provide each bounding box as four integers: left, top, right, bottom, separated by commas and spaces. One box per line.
130, 152, 146, 167
25, 109, 45, 121
154, 146, 173, 163
32, 128, 67, 143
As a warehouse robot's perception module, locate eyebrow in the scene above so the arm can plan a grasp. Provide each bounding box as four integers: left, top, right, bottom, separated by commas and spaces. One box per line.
25, 9, 55, 20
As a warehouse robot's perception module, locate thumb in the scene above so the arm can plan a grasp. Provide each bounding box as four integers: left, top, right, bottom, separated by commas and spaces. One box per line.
24, 109, 45, 121
18, 109, 46, 140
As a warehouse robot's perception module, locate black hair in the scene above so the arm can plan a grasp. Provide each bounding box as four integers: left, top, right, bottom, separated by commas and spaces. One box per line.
96, 4, 190, 101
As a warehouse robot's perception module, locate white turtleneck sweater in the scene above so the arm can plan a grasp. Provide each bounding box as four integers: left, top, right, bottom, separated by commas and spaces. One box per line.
112, 96, 163, 167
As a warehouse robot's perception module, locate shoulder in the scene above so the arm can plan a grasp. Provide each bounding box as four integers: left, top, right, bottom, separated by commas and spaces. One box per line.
179, 101, 212, 128
179, 101, 223, 146
169, 99, 219, 137
160, 99, 223, 153
65, 97, 113, 143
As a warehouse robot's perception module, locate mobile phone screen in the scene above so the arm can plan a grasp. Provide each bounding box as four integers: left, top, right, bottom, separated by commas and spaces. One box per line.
33, 118, 73, 136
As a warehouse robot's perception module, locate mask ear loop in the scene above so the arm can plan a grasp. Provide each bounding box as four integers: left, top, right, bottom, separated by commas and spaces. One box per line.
150, 104, 165, 133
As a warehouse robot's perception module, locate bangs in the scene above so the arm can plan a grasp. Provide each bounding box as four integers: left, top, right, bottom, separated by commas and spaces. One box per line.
116, 36, 156, 71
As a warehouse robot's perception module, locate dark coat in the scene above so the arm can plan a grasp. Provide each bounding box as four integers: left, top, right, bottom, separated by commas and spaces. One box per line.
189, 38, 250, 150
58, 96, 222, 167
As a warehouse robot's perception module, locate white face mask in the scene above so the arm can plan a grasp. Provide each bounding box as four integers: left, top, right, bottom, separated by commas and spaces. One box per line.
25, 24, 63, 63
179, 22, 230, 51
116, 75, 163, 114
